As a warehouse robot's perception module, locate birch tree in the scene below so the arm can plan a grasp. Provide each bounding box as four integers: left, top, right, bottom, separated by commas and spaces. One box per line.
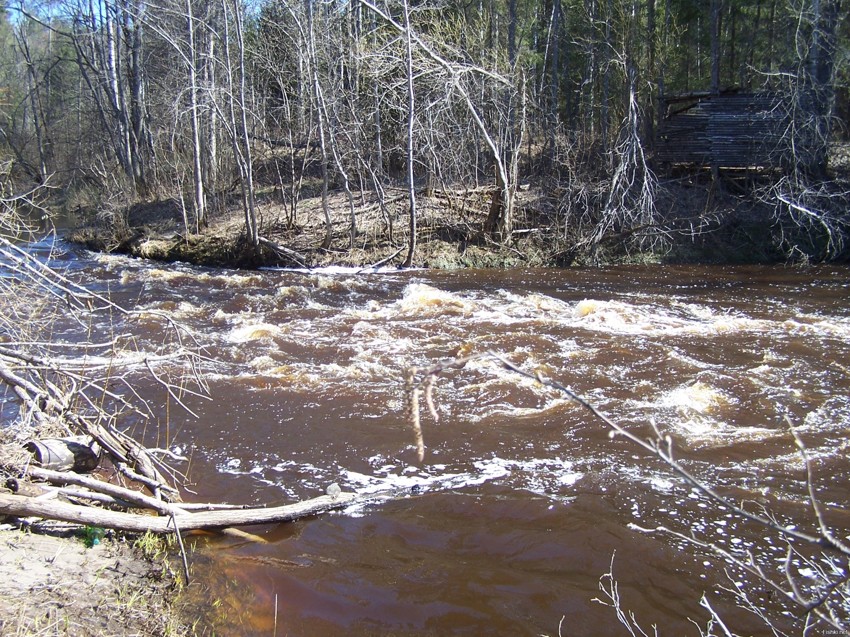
359, 0, 522, 243
66, 0, 153, 196
401, 0, 416, 266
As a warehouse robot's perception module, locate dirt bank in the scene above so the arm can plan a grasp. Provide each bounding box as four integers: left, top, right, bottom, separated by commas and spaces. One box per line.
0, 524, 186, 636
67, 187, 611, 270
68, 176, 845, 270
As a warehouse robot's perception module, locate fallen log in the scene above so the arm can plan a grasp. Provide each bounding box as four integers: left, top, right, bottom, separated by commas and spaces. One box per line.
0, 490, 358, 533
25, 467, 258, 513
5, 477, 51, 498
357, 246, 404, 272
257, 236, 308, 268
26, 466, 184, 516
73, 417, 180, 502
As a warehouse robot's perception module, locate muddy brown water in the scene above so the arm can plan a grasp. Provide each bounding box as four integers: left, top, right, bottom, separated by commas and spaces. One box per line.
10, 239, 850, 635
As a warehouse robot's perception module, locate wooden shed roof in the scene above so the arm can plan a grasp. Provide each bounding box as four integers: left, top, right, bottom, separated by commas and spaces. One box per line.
655, 92, 790, 168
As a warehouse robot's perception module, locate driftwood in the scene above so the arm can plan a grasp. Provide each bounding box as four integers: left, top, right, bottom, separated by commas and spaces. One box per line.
8, 467, 357, 543
257, 236, 308, 268
68, 418, 180, 502
358, 247, 404, 272
0, 490, 358, 533
25, 467, 187, 516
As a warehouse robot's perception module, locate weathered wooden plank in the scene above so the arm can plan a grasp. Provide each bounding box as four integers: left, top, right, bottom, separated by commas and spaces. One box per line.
656, 92, 791, 168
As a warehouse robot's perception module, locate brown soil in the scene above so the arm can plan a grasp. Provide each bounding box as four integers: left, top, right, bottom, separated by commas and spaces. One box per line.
0, 525, 184, 636
63, 142, 850, 269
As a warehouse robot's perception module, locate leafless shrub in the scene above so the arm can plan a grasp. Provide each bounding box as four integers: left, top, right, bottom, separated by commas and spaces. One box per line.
759, 174, 850, 262
0, 172, 207, 493
593, 553, 659, 637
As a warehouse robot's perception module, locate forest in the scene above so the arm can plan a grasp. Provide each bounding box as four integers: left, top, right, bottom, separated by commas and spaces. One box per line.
0, 0, 848, 266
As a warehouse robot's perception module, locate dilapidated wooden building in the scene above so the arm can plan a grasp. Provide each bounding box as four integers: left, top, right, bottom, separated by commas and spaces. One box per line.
655, 92, 791, 169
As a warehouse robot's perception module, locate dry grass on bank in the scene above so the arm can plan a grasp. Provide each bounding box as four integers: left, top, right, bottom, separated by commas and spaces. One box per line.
67, 152, 850, 269
70, 185, 569, 270
0, 526, 189, 637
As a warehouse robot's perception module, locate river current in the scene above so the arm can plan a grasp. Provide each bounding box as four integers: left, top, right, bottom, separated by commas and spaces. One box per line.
10, 240, 850, 635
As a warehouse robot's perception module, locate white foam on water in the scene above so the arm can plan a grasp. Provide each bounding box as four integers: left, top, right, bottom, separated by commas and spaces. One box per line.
571, 299, 692, 335
782, 316, 850, 338
92, 252, 134, 268
263, 265, 409, 275
615, 464, 678, 496
463, 290, 576, 326
474, 456, 583, 500
338, 456, 585, 515
799, 397, 850, 436
482, 397, 574, 420
674, 417, 780, 448
396, 283, 475, 317
327, 284, 805, 352
658, 381, 732, 414
217, 451, 585, 516
666, 348, 724, 370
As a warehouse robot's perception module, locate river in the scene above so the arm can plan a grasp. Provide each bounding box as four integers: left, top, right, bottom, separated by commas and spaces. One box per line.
11, 239, 850, 635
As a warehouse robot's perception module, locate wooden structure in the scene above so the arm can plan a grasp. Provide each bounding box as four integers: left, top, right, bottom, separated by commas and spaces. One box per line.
655, 92, 790, 169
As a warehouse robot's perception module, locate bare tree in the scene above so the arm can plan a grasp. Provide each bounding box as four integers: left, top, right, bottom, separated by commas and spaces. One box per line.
0, 171, 205, 498
14, 24, 52, 182
359, 0, 522, 243
400, 0, 417, 267
220, 0, 259, 247
184, 0, 207, 230
62, 0, 153, 196
304, 0, 333, 249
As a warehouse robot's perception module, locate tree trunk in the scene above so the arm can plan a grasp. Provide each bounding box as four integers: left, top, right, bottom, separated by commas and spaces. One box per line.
0, 490, 358, 533
601, 0, 611, 159
401, 0, 417, 267
232, 0, 259, 247
185, 0, 206, 232
804, 0, 840, 176
15, 27, 51, 181
222, 0, 259, 247
202, 27, 219, 217
645, 0, 656, 151
546, 0, 562, 158
306, 0, 333, 249
710, 0, 721, 96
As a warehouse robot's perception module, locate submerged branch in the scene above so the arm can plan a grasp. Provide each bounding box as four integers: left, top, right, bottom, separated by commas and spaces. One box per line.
407, 350, 843, 553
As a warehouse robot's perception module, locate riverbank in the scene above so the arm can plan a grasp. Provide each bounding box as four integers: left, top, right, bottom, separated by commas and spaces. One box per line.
0, 435, 191, 635
67, 173, 832, 271
0, 525, 187, 636
68, 186, 562, 270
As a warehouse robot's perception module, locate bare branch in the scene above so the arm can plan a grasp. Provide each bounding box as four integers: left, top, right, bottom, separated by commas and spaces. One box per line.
406, 351, 850, 630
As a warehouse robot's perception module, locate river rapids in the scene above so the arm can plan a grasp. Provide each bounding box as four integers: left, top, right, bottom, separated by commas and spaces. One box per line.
5, 239, 850, 635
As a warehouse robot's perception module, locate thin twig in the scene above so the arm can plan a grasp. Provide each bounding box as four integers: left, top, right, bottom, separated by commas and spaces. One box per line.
168, 512, 191, 585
